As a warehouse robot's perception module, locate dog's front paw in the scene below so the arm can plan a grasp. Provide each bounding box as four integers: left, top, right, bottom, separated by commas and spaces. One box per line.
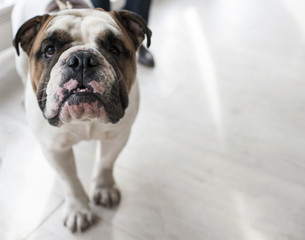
63, 201, 94, 233
92, 186, 120, 208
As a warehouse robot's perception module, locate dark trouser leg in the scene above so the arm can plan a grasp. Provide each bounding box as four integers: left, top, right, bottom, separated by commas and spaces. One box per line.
91, 0, 110, 11
124, 0, 152, 23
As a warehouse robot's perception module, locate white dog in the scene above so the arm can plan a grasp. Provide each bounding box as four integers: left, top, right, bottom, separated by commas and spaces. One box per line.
12, 0, 151, 232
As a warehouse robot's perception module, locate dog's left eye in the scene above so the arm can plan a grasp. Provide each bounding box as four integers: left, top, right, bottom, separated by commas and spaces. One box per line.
44, 45, 56, 58
109, 45, 121, 56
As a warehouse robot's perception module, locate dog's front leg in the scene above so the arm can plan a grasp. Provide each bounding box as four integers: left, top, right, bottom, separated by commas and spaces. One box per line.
91, 130, 130, 208
42, 146, 93, 232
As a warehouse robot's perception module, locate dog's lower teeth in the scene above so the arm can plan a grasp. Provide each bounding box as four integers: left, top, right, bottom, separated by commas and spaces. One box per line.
72, 88, 88, 94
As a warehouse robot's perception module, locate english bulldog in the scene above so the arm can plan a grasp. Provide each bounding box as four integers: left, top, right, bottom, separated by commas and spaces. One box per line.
12, 0, 151, 232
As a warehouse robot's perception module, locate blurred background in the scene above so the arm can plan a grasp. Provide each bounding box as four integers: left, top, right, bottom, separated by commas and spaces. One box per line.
1, 0, 305, 239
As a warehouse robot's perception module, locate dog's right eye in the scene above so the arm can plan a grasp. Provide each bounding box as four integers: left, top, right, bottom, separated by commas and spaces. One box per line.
44, 45, 56, 58
109, 45, 121, 56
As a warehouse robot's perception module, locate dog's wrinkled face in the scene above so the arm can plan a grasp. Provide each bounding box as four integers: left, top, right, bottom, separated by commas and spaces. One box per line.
13, 9, 151, 127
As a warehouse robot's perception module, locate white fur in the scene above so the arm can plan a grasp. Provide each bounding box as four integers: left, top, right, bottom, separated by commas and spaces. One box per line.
13, 2, 139, 233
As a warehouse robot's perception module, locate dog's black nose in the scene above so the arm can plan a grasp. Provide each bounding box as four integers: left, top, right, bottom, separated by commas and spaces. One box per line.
67, 51, 99, 71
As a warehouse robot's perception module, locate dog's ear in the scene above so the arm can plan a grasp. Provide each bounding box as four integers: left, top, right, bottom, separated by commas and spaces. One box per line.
13, 14, 51, 56
110, 10, 152, 50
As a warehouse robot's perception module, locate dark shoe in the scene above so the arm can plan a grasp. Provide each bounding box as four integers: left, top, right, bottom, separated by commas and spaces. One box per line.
138, 45, 155, 67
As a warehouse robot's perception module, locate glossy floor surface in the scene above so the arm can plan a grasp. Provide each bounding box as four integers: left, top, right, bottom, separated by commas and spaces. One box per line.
1, 0, 305, 239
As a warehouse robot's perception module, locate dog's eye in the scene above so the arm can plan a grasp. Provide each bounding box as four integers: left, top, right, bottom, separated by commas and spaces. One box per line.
44, 45, 56, 58
109, 46, 120, 56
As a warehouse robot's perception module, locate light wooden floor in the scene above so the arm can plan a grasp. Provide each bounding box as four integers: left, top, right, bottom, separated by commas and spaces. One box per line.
1, 0, 305, 239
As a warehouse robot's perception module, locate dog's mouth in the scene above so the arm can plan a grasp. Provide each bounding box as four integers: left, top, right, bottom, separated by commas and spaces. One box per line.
61, 85, 103, 105
59, 85, 103, 106
45, 84, 108, 126
72, 86, 91, 94
42, 71, 128, 127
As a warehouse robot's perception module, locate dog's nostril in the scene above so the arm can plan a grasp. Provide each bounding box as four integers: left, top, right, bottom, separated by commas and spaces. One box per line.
88, 57, 98, 67
67, 56, 80, 69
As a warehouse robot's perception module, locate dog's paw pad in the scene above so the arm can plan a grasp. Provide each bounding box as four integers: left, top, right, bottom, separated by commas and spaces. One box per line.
92, 186, 120, 208
63, 205, 94, 232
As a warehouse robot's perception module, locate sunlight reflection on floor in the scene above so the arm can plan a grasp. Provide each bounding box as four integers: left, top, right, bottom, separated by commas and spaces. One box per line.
185, 7, 225, 143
